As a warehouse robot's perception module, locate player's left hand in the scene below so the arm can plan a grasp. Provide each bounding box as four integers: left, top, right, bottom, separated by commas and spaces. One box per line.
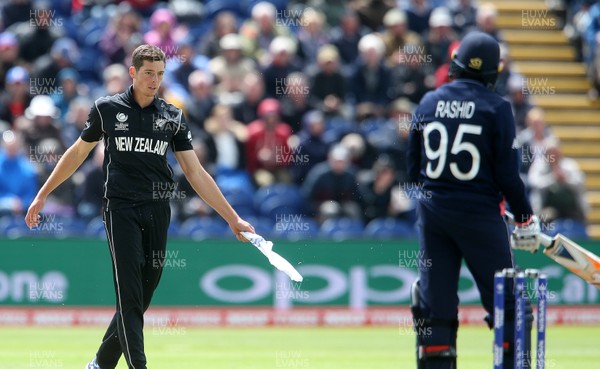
229, 218, 255, 242
511, 215, 541, 253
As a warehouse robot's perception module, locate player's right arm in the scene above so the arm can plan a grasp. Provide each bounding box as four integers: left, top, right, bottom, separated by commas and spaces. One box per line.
25, 138, 98, 228
25, 101, 104, 228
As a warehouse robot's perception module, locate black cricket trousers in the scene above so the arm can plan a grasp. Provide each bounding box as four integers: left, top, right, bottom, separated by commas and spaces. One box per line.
97, 202, 170, 369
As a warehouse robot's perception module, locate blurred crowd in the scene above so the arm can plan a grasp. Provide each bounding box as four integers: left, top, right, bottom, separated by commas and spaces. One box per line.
565, 0, 600, 98
0, 0, 589, 239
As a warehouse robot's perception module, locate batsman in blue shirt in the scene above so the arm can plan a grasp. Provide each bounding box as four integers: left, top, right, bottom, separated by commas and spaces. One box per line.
407, 32, 542, 369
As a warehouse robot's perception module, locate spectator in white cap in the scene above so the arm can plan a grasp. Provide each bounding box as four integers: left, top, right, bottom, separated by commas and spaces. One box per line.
209, 33, 257, 96
470, 2, 502, 41
0, 66, 32, 126
381, 8, 422, 66
296, 8, 330, 66
101, 63, 130, 96
262, 36, 301, 97
424, 7, 458, 69
350, 33, 392, 111
240, 1, 290, 62
310, 44, 347, 117
21, 94, 64, 152
184, 70, 217, 133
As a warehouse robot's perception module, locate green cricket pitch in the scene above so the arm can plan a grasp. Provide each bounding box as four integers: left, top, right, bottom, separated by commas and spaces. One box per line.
0, 325, 598, 368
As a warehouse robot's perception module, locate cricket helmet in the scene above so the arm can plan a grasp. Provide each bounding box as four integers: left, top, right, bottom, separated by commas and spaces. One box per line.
448, 31, 501, 90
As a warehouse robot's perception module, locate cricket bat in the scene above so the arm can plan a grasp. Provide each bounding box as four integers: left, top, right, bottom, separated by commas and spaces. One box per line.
505, 211, 600, 289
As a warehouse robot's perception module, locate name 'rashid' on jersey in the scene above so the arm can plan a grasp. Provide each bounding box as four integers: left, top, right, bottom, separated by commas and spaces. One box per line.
435, 100, 476, 119
114, 136, 169, 155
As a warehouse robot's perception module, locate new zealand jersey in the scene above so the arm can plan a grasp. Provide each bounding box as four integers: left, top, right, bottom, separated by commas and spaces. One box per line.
81, 86, 193, 210
407, 79, 533, 220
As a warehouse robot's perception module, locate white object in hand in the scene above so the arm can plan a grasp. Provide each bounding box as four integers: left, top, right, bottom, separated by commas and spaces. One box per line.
240, 232, 303, 282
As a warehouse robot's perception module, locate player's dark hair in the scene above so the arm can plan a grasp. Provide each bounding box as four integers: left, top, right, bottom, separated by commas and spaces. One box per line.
131, 44, 166, 70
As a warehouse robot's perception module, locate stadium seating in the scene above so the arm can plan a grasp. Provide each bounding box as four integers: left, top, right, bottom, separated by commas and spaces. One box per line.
253, 184, 306, 221
364, 217, 417, 239
178, 216, 229, 241
318, 217, 365, 241
548, 219, 589, 240
85, 215, 107, 239
271, 217, 319, 241
0, 216, 27, 239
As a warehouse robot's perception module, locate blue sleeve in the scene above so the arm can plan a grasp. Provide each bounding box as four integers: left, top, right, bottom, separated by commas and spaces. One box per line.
407, 98, 425, 183
492, 100, 533, 223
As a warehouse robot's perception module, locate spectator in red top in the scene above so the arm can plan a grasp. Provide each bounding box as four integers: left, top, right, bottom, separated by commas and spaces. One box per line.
434, 40, 460, 88
0, 66, 32, 127
246, 98, 293, 186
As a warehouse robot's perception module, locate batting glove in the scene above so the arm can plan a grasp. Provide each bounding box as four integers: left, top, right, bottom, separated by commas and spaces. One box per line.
511, 215, 541, 253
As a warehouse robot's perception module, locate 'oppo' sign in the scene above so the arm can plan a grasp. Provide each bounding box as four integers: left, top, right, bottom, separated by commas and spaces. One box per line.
200, 264, 484, 308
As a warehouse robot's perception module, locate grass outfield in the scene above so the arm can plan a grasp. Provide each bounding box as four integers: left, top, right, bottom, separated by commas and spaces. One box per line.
0, 326, 598, 368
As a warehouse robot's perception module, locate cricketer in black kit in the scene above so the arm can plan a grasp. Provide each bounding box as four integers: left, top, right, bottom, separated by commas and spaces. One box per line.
25, 45, 255, 369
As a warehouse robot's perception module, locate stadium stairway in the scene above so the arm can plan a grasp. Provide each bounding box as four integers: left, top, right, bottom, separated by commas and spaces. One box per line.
488, 0, 600, 238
